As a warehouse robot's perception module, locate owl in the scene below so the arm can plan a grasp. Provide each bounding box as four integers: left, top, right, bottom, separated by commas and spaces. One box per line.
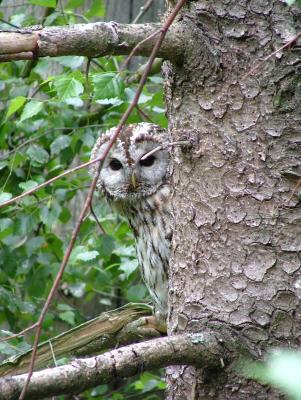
90, 123, 172, 319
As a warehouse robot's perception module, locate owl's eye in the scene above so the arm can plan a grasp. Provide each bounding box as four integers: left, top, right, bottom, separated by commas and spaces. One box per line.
109, 159, 123, 171
140, 155, 155, 167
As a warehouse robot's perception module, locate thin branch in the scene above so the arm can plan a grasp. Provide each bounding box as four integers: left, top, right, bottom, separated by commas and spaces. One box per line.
0, 324, 38, 344
0, 332, 227, 400
89, 205, 106, 234
0, 157, 99, 209
135, 105, 153, 122
16, 2, 188, 399
132, 0, 155, 24
120, 30, 159, 71
140, 140, 190, 160
0, 19, 20, 29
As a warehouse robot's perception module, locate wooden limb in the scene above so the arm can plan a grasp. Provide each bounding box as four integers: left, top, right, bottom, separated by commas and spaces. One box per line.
0, 23, 183, 62
0, 304, 156, 378
0, 331, 230, 400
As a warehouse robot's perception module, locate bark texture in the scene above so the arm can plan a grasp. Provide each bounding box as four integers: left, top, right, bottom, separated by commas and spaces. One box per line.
165, 0, 301, 398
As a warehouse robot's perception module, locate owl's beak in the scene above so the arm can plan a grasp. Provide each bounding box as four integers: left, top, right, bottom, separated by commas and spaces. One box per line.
130, 173, 138, 190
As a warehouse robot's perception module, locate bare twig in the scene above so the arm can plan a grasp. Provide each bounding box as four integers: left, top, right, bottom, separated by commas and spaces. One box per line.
132, 0, 155, 24
135, 105, 153, 122
0, 18, 20, 29
140, 140, 190, 160
17, 1, 187, 398
120, 30, 159, 71
0, 323, 38, 344
0, 157, 100, 209
0, 22, 182, 62
89, 205, 106, 234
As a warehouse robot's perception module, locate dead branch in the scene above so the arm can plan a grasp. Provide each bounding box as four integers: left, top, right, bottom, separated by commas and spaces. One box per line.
0, 304, 156, 378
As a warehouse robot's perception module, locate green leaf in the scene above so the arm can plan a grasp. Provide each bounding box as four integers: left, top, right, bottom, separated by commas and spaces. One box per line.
65, 97, 84, 107
53, 76, 84, 101
19, 101, 43, 123
56, 56, 85, 70
26, 237, 44, 256
57, 304, 74, 311
85, 0, 105, 18
0, 287, 21, 313
119, 258, 138, 279
95, 98, 123, 106
126, 284, 147, 302
26, 145, 49, 165
0, 218, 13, 232
0, 192, 12, 205
40, 201, 62, 228
76, 250, 99, 262
92, 72, 125, 101
50, 135, 72, 156
29, 0, 56, 7
19, 180, 38, 191
0, 161, 8, 171
5, 96, 26, 120
68, 282, 86, 298
58, 310, 75, 325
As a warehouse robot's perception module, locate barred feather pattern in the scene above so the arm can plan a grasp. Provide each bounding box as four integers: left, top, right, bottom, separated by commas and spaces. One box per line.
90, 123, 172, 317
111, 184, 172, 316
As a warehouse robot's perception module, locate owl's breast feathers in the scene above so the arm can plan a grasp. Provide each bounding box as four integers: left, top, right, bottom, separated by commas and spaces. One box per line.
114, 184, 172, 316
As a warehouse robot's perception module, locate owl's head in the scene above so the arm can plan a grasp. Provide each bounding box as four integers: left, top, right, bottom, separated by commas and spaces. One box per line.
90, 123, 170, 201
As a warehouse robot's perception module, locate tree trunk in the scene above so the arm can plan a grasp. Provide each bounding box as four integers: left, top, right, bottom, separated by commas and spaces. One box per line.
165, 0, 301, 398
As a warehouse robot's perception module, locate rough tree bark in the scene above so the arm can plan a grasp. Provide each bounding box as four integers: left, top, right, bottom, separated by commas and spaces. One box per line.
165, 0, 301, 399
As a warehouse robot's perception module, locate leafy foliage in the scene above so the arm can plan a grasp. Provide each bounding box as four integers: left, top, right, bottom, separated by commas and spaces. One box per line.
0, 1, 166, 398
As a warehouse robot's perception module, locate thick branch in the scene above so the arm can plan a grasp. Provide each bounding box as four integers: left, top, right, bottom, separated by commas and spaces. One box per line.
0, 22, 184, 62
0, 332, 228, 400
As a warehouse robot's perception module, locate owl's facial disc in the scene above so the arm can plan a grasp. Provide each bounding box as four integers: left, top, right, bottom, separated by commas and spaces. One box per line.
90, 125, 170, 201
99, 146, 169, 201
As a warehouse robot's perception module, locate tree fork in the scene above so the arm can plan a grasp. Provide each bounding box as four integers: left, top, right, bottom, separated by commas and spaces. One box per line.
0, 22, 184, 62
